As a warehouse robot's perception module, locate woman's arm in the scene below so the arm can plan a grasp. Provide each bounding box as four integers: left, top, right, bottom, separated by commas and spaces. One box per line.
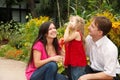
33, 50, 63, 68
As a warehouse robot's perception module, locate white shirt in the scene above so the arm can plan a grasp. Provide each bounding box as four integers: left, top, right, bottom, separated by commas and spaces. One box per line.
85, 35, 120, 77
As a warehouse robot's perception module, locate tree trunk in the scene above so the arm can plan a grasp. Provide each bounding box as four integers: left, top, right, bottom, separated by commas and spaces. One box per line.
27, 0, 37, 18
57, 0, 61, 27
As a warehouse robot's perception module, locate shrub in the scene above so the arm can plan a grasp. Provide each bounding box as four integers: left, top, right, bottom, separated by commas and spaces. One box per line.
0, 20, 22, 46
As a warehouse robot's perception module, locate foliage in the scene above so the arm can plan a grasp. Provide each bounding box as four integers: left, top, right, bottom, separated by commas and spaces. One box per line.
0, 20, 25, 60
57, 26, 66, 39
0, 44, 21, 60
0, 20, 23, 46
23, 16, 49, 43
0, 45, 11, 57
109, 22, 120, 47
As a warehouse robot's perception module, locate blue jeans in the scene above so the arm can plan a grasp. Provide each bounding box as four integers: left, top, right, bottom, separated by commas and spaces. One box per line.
66, 66, 86, 80
71, 66, 86, 80
30, 62, 68, 80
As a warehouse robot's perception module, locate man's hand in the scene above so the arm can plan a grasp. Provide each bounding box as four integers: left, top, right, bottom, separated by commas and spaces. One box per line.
78, 74, 90, 80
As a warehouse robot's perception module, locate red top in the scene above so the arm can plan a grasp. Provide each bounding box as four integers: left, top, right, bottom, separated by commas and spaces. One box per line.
64, 33, 87, 67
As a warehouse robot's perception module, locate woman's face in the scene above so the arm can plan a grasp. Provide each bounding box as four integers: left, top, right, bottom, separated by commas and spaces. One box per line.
47, 23, 57, 38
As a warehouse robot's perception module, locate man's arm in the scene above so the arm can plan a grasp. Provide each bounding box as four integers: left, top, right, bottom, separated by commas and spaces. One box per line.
78, 72, 113, 80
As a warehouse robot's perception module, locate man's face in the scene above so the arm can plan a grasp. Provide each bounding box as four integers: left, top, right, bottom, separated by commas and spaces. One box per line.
88, 20, 102, 37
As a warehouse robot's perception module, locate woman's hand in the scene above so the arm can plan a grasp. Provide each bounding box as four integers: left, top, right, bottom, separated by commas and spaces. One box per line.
50, 55, 63, 62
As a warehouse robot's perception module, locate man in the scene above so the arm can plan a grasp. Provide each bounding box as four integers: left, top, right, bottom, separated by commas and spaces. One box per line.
78, 16, 120, 80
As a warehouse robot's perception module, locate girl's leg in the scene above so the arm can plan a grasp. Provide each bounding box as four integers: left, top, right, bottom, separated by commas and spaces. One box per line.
65, 65, 72, 80
30, 62, 57, 80
71, 66, 86, 80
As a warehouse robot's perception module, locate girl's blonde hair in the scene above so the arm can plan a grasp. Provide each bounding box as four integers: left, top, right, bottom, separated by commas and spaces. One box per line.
69, 15, 85, 44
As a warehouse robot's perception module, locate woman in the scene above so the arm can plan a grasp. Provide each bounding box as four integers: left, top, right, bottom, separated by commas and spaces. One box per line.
25, 21, 68, 80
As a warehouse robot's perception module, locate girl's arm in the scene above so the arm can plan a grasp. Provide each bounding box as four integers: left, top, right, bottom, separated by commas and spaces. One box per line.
64, 27, 77, 42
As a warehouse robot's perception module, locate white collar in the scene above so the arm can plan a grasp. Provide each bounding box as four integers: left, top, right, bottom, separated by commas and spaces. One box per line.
93, 36, 107, 47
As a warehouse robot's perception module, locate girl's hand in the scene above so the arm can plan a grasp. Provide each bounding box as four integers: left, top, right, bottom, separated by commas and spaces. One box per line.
67, 22, 73, 29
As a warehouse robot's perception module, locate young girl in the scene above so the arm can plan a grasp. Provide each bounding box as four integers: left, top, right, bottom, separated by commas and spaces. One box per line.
25, 21, 68, 80
64, 15, 87, 80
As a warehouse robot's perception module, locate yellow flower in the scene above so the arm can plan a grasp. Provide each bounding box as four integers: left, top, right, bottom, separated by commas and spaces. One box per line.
112, 22, 120, 28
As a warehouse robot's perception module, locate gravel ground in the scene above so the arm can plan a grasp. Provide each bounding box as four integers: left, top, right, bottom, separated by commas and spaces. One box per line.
0, 57, 27, 80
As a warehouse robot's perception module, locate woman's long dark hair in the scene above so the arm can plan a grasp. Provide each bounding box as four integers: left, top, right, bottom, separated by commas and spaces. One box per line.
27, 21, 60, 65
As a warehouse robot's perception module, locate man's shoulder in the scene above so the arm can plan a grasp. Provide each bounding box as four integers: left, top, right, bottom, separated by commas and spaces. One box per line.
105, 37, 117, 49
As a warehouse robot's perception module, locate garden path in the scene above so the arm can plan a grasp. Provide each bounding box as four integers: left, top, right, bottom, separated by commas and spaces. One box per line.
0, 57, 27, 80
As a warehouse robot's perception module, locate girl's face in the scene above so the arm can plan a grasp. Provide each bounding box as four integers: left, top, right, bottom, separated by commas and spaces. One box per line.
47, 23, 57, 38
69, 17, 77, 29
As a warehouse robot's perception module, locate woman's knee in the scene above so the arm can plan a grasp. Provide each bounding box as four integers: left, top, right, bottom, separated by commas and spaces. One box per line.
46, 62, 58, 71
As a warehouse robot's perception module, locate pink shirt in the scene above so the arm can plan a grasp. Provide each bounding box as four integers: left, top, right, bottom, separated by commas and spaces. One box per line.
25, 41, 48, 80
